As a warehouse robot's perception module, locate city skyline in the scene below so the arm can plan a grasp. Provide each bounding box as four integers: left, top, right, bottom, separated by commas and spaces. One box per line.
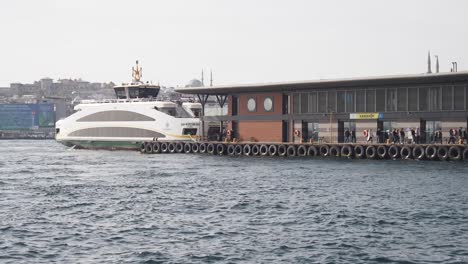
1, 0, 468, 87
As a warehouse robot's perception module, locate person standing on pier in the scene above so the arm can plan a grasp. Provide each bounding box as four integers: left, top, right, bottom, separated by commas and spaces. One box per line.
458, 127, 463, 143
392, 129, 398, 144
344, 129, 350, 143
366, 129, 374, 144
400, 129, 405, 144
415, 127, 421, 144
410, 128, 416, 144
351, 128, 356, 143
448, 128, 456, 144
463, 128, 468, 144
376, 128, 381, 143
435, 130, 442, 144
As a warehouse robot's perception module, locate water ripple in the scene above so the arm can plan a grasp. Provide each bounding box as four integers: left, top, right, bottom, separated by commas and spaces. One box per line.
0, 140, 468, 263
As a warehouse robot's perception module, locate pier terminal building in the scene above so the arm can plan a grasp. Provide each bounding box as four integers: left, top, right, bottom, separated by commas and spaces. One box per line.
176, 71, 468, 144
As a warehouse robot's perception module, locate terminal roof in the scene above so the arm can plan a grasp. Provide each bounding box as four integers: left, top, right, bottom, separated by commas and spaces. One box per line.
175, 71, 468, 95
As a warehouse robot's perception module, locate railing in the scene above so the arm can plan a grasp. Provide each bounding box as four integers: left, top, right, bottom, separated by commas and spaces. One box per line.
78, 98, 161, 104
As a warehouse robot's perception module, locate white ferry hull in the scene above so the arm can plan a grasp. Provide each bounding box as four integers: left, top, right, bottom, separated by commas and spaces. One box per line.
55, 101, 202, 150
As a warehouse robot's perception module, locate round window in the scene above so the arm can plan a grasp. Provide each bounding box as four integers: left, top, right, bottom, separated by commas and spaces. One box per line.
263, 97, 273, 111
247, 98, 256, 111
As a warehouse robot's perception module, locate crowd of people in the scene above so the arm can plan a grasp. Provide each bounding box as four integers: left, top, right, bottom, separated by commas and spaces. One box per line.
348, 127, 468, 144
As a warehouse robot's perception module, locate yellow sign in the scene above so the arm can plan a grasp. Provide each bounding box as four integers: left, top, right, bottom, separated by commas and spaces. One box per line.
349, 113, 383, 119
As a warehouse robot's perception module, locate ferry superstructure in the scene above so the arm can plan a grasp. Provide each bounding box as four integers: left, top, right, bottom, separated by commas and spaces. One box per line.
55, 61, 202, 150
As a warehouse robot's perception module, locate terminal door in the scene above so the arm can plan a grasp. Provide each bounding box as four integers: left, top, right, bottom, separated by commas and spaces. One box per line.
425, 121, 442, 144
339, 121, 356, 143
377, 120, 384, 143
338, 121, 344, 143
420, 120, 426, 143
282, 121, 290, 142
302, 121, 319, 143
232, 121, 239, 141
377, 120, 384, 132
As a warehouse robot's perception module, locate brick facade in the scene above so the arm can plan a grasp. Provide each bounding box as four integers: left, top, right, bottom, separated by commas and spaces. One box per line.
238, 121, 282, 142
228, 93, 284, 142
223, 89, 468, 144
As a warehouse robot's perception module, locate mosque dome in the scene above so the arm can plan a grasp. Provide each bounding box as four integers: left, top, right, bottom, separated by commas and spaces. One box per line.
186, 79, 203, 88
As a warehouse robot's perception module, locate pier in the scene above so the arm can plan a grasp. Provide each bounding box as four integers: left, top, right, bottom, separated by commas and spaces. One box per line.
139, 141, 468, 161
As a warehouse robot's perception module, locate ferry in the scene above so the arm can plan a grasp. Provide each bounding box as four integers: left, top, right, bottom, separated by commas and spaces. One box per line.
55, 61, 203, 150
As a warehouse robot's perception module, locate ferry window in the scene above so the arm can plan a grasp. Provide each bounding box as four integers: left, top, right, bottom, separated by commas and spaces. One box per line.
182, 128, 197, 135
175, 105, 192, 118
397, 88, 407, 111
139, 88, 159, 99
115, 87, 126, 99
78, 111, 155, 122
191, 108, 201, 117
160, 107, 176, 116
128, 87, 139, 98
247, 97, 257, 112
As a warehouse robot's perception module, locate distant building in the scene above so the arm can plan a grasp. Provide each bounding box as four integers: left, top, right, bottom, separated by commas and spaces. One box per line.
40, 77, 53, 92
0, 87, 12, 103
11, 82, 40, 96
9, 78, 115, 101
0, 103, 56, 139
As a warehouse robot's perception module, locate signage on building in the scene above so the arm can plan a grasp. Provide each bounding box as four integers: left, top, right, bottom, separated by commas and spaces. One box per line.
349, 112, 383, 120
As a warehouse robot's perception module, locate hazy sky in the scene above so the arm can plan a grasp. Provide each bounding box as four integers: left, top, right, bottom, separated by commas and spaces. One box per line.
1, 0, 467, 87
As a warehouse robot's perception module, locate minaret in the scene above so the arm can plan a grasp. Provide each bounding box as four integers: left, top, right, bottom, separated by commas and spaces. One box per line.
210, 69, 213, 87
435, 55, 439, 73
201, 69, 204, 86
427, 51, 432, 74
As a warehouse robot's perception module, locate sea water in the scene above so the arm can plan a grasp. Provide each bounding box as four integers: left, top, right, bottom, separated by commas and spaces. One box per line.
1, 140, 468, 263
